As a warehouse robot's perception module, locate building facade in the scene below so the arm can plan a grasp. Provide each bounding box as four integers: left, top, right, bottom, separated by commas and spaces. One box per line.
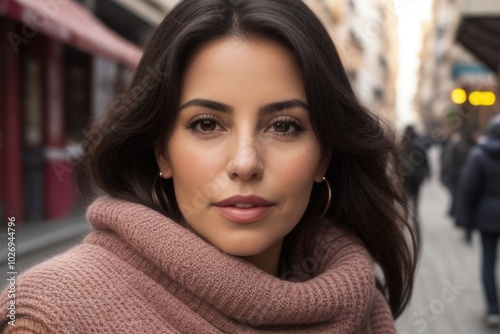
0, 0, 176, 225
415, 0, 497, 133
306, 0, 399, 123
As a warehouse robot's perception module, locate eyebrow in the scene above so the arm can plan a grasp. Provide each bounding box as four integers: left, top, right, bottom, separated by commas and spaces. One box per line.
178, 98, 309, 116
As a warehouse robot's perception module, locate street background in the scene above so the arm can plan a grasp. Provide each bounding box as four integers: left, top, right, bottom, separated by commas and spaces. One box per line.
395, 148, 498, 334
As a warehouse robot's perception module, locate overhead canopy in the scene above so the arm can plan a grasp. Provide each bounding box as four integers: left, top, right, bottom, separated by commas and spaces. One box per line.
0, 0, 143, 68
456, 0, 500, 72
109, 0, 166, 26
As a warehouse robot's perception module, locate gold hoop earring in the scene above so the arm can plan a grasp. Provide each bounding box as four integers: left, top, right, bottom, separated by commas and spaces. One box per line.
152, 171, 172, 213
318, 176, 332, 220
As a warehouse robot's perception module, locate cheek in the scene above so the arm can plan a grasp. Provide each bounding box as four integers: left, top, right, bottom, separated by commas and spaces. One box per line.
269, 146, 322, 204
273, 138, 322, 179
167, 136, 225, 203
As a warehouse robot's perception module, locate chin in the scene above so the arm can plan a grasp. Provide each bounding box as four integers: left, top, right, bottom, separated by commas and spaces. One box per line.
214, 240, 271, 257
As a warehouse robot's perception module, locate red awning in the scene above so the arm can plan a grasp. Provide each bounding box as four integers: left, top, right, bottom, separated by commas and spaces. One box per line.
0, 0, 143, 68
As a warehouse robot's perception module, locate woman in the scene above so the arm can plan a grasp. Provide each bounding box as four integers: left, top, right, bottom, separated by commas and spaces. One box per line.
0, 0, 419, 332
458, 115, 500, 326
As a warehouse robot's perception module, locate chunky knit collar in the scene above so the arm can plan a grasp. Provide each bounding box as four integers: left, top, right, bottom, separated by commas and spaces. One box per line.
85, 197, 393, 332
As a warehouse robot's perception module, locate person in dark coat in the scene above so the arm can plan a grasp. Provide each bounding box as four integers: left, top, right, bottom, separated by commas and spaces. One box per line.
400, 125, 430, 214
443, 128, 477, 220
457, 115, 500, 326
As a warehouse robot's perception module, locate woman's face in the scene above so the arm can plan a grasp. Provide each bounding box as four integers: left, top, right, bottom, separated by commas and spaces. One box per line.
156, 37, 329, 267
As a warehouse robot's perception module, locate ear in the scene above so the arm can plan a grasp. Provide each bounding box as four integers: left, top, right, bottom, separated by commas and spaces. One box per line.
314, 150, 332, 183
154, 143, 173, 179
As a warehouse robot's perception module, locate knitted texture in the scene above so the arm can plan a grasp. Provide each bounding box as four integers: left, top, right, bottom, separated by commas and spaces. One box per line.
0, 197, 395, 333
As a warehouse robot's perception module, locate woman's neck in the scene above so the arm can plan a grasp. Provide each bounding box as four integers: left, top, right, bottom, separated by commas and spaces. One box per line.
242, 239, 283, 276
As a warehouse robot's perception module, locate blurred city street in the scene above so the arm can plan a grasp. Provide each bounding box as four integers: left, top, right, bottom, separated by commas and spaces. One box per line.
396, 147, 499, 334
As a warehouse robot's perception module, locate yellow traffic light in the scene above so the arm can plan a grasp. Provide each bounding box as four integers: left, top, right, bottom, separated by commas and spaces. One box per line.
469, 91, 496, 106
451, 88, 467, 104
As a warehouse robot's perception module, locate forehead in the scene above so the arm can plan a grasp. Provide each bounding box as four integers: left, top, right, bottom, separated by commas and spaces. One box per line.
179, 37, 306, 105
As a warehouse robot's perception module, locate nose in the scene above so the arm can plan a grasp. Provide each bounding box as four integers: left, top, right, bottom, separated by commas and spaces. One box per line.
226, 135, 264, 181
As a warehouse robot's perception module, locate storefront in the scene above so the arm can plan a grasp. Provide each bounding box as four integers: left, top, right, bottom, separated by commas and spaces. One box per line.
0, 0, 142, 223
456, 0, 500, 125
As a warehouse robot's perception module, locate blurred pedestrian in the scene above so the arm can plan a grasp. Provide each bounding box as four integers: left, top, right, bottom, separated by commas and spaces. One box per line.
457, 115, 500, 327
400, 125, 430, 214
442, 128, 477, 221
438, 125, 454, 193
440, 131, 457, 194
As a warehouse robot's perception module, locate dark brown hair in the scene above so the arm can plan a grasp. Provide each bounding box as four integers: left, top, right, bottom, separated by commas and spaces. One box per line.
79, 0, 419, 318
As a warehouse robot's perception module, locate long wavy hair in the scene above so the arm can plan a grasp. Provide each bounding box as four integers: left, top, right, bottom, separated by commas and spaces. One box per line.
79, 0, 419, 318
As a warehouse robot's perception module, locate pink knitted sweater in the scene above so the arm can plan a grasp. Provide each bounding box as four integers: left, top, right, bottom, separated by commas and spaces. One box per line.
0, 197, 395, 333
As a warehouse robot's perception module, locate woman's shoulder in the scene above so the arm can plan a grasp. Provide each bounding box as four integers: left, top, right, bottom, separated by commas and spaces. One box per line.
1, 242, 106, 297
0, 238, 142, 330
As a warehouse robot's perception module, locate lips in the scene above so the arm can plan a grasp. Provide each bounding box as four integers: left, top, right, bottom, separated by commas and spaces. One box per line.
213, 195, 275, 223
214, 195, 274, 207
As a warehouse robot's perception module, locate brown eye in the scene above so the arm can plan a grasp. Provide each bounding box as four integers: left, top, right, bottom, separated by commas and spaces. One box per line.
273, 122, 291, 133
266, 118, 305, 138
199, 120, 217, 131
186, 116, 223, 134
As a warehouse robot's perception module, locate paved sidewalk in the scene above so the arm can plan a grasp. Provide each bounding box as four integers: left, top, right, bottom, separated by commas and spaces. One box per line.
396, 148, 499, 333
0, 213, 88, 264
0, 212, 89, 290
